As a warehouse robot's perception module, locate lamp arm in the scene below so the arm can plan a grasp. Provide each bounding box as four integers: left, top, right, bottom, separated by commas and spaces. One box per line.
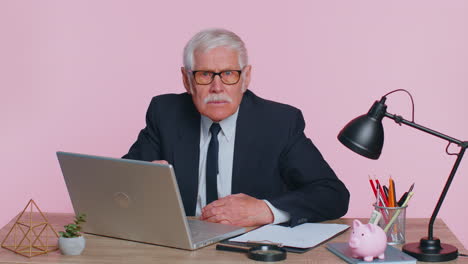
384, 111, 468, 240
384, 112, 463, 146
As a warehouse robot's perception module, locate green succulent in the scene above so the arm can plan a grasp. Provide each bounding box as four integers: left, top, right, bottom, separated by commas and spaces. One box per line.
59, 213, 87, 238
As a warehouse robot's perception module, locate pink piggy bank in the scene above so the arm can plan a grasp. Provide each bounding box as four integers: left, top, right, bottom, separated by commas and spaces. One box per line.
348, 219, 387, 262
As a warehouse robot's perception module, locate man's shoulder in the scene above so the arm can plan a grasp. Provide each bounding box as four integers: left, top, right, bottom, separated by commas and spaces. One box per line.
145, 92, 197, 121
244, 90, 300, 116
150, 92, 191, 104
147, 92, 193, 110
241, 90, 306, 137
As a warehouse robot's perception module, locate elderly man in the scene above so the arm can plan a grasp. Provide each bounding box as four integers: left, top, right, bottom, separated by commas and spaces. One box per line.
123, 28, 350, 227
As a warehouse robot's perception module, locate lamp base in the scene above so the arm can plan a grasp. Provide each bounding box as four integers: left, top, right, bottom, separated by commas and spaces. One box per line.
402, 237, 458, 262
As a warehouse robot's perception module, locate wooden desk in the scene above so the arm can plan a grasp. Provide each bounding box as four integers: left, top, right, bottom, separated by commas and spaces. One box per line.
0, 213, 466, 263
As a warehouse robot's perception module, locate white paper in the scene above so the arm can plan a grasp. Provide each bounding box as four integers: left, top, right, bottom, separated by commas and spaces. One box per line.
229, 223, 349, 249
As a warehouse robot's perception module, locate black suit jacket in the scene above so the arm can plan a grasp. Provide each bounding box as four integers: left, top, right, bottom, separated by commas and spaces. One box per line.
123, 90, 350, 226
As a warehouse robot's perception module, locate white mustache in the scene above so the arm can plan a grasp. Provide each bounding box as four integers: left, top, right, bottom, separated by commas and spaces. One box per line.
203, 94, 233, 104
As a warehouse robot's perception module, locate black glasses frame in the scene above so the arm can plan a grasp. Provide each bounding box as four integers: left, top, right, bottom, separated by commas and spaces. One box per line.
191, 70, 242, 85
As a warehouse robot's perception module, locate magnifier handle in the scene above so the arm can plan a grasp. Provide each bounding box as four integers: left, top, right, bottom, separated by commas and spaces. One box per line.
216, 244, 250, 253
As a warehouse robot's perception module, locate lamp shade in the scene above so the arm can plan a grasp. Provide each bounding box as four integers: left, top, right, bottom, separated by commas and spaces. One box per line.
337, 99, 388, 160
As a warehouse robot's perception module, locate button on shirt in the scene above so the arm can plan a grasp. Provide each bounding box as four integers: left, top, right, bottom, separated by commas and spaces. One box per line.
195, 109, 290, 224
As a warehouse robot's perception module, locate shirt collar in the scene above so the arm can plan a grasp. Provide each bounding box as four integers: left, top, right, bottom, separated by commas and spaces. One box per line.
201, 107, 239, 142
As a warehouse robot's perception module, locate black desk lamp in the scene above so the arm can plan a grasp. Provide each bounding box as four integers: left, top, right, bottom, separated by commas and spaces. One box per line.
337, 89, 467, 262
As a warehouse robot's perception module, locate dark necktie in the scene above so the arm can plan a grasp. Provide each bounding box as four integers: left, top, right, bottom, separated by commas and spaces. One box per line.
206, 123, 221, 205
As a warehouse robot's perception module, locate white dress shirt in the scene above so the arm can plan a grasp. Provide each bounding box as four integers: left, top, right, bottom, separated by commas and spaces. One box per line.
195, 109, 290, 224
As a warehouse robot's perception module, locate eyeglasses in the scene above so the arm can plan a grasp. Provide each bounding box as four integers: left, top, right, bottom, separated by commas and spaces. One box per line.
191, 70, 242, 85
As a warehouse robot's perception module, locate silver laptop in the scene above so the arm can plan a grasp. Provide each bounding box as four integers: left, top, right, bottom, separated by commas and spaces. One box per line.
57, 151, 246, 250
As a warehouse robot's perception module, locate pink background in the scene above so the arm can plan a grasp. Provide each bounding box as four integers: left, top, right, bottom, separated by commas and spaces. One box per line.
1, 0, 467, 249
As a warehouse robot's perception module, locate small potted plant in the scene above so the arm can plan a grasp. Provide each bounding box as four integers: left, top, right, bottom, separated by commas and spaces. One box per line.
58, 213, 87, 255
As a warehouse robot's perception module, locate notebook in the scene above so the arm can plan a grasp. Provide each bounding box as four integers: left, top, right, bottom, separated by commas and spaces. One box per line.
57, 151, 246, 250
326, 242, 416, 264
220, 223, 348, 253
230, 223, 349, 250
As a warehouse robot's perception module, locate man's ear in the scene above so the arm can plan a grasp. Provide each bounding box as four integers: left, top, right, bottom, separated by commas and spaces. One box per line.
181, 67, 191, 94
242, 65, 252, 93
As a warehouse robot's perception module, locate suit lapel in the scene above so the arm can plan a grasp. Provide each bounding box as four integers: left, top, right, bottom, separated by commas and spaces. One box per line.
173, 99, 200, 216
231, 91, 256, 194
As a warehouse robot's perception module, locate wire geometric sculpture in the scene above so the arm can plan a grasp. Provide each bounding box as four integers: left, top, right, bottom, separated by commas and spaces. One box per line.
1, 199, 59, 257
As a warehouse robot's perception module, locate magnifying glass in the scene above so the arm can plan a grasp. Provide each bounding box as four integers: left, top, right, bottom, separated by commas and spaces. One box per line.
216, 243, 287, 262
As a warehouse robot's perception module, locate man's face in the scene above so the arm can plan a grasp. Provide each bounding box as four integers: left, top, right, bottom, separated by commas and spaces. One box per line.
182, 46, 251, 122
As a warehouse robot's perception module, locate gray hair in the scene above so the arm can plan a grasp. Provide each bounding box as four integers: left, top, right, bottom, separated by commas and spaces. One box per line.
183, 28, 248, 71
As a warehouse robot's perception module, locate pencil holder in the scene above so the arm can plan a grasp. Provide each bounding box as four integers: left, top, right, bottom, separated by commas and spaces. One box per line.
373, 204, 407, 245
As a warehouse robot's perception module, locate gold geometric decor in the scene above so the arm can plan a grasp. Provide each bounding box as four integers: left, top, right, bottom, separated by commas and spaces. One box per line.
1, 199, 59, 257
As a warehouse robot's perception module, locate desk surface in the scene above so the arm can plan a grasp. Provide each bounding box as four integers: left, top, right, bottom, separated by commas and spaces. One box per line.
0, 213, 466, 263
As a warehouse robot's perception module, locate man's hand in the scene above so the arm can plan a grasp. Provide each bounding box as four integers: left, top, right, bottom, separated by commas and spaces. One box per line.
151, 160, 169, 165
200, 193, 274, 227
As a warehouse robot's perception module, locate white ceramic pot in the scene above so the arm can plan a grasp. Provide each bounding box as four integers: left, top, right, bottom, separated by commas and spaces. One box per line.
58, 236, 86, 255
